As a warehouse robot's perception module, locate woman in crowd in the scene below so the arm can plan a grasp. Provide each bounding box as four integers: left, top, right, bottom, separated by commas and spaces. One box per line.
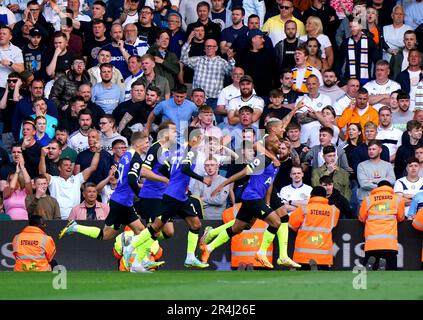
301, 16, 334, 68
3, 159, 32, 220
342, 122, 363, 215
306, 37, 329, 72
366, 6, 387, 59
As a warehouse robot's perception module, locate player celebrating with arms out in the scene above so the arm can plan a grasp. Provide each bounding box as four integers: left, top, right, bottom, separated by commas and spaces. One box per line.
123, 128, 213, 268
59, 132, 168, 271
200, 134, 300, 268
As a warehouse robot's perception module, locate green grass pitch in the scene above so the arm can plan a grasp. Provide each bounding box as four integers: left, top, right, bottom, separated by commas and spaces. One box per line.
1, 271, 423, 300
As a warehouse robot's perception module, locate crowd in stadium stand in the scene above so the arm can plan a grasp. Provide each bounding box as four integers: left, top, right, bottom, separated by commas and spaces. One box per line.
0, 0, 423, 224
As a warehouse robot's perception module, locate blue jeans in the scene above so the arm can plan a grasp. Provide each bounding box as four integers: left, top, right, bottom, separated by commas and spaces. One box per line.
350, 180, 359, 217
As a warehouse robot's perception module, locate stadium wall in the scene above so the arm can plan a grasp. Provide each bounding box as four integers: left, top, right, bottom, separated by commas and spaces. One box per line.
0, 220, 422, 271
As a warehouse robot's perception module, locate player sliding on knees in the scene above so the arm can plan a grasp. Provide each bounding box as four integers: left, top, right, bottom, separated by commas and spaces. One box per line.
122, 128, 212, 269
58, 132, 168, 272
113, 226, 163, 272
200, 134, 301, 269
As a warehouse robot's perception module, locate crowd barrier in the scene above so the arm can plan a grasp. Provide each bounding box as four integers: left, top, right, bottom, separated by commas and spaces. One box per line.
0, 220, 422, 271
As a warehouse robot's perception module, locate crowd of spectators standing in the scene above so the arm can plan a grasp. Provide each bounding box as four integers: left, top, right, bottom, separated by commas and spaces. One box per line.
1, 0, 423, 223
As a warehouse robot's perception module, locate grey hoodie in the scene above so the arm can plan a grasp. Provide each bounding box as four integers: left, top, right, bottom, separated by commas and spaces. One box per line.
101, 132, 128, 155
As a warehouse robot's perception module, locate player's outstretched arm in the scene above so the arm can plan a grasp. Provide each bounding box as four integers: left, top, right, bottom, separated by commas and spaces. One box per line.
140, 167, 169, 184
82, 147, 101, 181
181, 162, 206, 182
255, 141, 280, 167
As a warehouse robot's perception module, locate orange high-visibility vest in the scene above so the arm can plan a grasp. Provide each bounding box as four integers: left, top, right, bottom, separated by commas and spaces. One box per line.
12, 226, 56, 272
411, 208, 423, 261
336, 104, 379, 140
222, 204, 273, 268
358, 186, 405, 252
289, 196, 339, 265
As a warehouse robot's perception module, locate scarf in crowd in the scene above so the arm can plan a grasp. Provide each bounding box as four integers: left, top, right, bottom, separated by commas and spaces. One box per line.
415, 80, 423, 110
348, 33, 369, 83
292, 64, 314, 93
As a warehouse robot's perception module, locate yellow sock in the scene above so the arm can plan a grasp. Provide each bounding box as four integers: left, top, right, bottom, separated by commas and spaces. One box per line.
135, 238, 154, 262
132, 228, 153, 249
258, 230, 275, 255
209, 228, 230, 251
209, 220, 235, 239
187, 230, 199, 255
75, 225, 101, 239
277, 223, 289, 259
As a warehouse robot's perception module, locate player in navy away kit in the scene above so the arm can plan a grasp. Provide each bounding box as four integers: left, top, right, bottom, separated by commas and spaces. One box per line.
123, 129, 213, 268
59, 132, 169, 271
199, 134, 301, 268
136, 121, 177, 240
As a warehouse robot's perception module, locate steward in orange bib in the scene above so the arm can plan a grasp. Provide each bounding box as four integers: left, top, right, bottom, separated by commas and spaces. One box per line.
358, 181, 405, 270
289, 186, 340, 270
12, 215, 57, 272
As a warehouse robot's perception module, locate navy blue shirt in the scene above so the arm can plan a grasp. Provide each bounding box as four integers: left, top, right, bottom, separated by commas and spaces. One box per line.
111, 149, 143, 206
221, 25, 248, 46
164, 146, 198, 201
97, 43, 132, 78
231, 31, 273, 54
139, 141, 171, 199
75, 149, 113, 185
169, 30, 186, 59
106, 0, 124, 22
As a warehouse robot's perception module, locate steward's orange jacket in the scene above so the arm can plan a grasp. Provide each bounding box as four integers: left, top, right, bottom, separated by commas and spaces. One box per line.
412, 208, 423, 232
12, 226, 56, 272
358, 186, 405, 251
411, 208, 423, 261
336, 104, 379, 140
223, 204, 273, 267
289, 196, 339, 265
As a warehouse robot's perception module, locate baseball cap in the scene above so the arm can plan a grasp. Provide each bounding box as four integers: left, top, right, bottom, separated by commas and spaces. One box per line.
248, 29, 265, 39
29, 28, 42, 37
239, 75, 254, 83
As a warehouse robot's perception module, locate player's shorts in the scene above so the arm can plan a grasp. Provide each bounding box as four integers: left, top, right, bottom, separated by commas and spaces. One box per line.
105, 199, 140, 230
236, 199, 274, 223
188, 195, 204, 220
158, 194, 203, 222
136, 198, 164, 223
